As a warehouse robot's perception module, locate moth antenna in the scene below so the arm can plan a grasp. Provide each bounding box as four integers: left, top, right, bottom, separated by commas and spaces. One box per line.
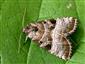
23, 28, 25, 32
25, 36, 29, 42
30, 23, 37, 26
18, 8, 26, 53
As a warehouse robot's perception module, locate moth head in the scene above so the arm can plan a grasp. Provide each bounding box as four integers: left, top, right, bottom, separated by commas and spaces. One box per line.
32, 22, 45, 41
23, 23, 38, 39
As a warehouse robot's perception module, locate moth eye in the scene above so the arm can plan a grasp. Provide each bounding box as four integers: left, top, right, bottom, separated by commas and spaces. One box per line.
35, 29, 38, 31
32, 27, 38, 32
43, 21, 46, 24
39, 41, 43, 44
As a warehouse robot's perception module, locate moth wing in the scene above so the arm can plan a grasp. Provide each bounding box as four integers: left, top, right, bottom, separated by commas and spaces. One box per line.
67, 17, 77, 35
61, 37, 72, 60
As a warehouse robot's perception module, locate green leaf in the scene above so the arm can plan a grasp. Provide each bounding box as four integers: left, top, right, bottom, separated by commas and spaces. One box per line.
1, 0, 85, 64
66, 0, 85, 64
1, 0, 42, 64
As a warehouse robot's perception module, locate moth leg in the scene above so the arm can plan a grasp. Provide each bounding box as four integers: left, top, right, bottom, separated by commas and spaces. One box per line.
25, 35, 29, 42
40, 41, 51, 47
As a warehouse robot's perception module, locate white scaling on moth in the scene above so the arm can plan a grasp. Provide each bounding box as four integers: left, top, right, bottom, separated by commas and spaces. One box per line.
23, 17, 77, 60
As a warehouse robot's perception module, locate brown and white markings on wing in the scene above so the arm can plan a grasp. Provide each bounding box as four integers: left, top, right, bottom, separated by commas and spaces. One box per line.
23, 20, 55, 50
39, 19, 56, 49
23, 17, 77, 60
50, 17, 77, 60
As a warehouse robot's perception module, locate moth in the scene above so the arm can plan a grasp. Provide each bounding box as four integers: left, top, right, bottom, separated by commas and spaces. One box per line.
23, 17, 77, 60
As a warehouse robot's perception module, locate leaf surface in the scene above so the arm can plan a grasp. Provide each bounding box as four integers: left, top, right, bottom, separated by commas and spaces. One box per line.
1, 0, 85, 64
1, 0, 42, 64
